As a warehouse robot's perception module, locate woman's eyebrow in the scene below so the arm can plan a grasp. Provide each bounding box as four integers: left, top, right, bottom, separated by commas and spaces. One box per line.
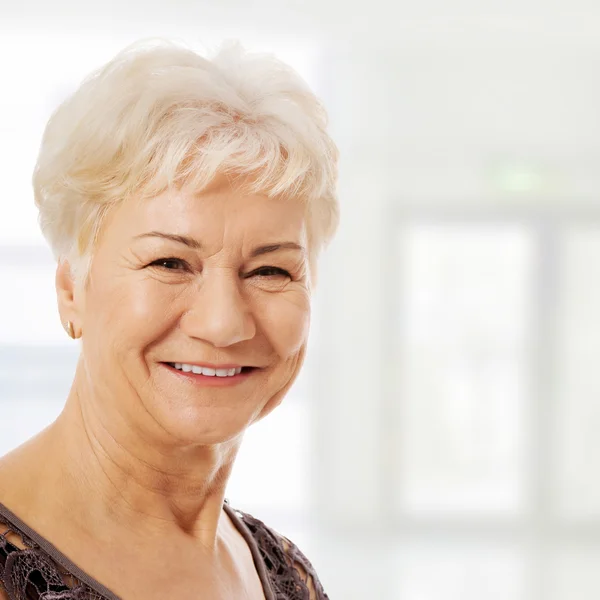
133, 231, 202, 249
133, 232, 305, 256
251, 242, 306, 257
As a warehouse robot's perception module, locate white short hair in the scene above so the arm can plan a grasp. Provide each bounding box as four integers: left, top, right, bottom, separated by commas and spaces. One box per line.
33, 38, 339, 280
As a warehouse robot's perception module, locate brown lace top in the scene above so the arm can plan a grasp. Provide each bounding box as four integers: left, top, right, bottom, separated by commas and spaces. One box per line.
0, 499, 329, 600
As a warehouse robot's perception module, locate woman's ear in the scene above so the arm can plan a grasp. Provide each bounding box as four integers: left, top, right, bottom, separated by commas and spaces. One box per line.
56, 259, 83, 338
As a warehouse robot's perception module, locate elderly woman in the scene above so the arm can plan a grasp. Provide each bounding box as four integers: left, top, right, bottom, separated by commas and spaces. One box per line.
0, 39, 338, 600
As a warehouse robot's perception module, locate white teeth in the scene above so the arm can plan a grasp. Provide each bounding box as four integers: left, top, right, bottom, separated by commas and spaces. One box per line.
171, 363, 242, 377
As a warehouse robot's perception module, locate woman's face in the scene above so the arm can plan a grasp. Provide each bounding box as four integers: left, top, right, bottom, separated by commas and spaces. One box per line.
69, 176, 312, 445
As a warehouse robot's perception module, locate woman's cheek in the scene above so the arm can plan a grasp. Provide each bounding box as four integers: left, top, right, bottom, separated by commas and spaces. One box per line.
259, 292, 311, 357
87, 276, 179, 346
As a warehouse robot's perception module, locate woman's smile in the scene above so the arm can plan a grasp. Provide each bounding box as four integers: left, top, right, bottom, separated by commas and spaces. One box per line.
161, 362, 260, 387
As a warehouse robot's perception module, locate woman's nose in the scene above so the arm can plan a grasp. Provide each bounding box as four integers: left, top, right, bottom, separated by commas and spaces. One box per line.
180, 271, 256, 348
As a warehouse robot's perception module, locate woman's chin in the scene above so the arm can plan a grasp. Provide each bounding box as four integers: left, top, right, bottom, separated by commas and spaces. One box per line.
149, 405, 248, 446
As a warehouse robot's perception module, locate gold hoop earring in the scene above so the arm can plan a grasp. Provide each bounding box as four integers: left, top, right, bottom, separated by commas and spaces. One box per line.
65, 321, 75, 339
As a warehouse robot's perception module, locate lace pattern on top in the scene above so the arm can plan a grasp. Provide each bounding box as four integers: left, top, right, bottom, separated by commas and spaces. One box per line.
0, 522, 105, 600
0, 505, 328, 600
233, 508, 329, 600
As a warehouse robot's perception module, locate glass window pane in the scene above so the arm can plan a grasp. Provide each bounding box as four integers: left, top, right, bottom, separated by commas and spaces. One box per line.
0, 345, 78, 452
0, 263, 67, 346
227, 393, 310, 514
394, 539, 526, 600
555, 226, 600, 518
393, 223, 535, 515
548, 543, 600, 600
0, 396, 63, 453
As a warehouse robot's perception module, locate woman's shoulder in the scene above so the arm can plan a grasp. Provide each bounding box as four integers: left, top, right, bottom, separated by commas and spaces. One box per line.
226, 502, 329, 600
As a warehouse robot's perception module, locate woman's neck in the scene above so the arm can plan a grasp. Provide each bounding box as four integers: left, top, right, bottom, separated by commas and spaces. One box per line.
0, 386, 242, 551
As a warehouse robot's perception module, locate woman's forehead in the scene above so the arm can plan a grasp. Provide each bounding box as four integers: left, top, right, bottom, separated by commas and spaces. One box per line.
103, 186, 309, 249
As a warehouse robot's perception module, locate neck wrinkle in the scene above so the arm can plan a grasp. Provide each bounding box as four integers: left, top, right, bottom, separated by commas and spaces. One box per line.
46, 378, 240, 549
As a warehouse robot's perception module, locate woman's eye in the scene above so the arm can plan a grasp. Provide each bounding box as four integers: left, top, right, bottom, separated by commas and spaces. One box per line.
251, 266, 291, 278
149, 258, 189, 271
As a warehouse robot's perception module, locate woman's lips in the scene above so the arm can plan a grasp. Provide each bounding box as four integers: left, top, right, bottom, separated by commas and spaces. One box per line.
161, 362, 256, 386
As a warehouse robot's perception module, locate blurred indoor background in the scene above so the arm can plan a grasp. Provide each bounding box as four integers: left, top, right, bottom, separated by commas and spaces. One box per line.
2, 1, 600, 598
